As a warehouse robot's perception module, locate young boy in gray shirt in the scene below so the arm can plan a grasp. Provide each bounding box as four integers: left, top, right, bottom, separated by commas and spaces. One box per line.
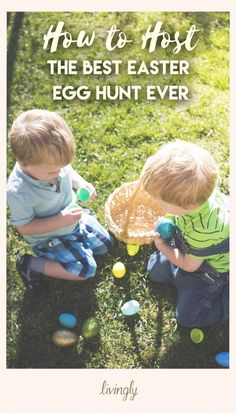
7, 109, 113, 290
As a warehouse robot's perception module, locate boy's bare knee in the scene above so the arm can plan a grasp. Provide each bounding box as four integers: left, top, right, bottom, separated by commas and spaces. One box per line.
75, 275, 87, 282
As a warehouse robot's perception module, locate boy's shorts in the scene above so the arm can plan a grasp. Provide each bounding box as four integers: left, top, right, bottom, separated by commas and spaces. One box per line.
32, 209, 113, 279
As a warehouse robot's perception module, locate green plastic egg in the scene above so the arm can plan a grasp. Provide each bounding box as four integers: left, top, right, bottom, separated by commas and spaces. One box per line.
67, 202, 79, 209
81, 317, 100, 339
77, 187, 90, 201
190, 328, 204, 344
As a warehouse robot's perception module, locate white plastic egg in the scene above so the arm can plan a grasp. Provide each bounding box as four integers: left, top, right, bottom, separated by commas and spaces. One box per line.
121, 300, 140, 316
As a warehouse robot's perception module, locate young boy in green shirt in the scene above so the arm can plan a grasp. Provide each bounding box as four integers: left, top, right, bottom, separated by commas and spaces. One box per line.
141, 140, 229, 328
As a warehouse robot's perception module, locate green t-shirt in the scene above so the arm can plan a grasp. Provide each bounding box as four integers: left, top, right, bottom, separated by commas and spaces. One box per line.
167, 187, 229, 273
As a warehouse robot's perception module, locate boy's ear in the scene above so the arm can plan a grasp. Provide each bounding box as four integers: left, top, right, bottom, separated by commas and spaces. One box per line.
18, 160, 25, 167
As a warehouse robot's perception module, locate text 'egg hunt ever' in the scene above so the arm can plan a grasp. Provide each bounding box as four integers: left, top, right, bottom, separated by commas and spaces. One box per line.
52, 85, 190, 101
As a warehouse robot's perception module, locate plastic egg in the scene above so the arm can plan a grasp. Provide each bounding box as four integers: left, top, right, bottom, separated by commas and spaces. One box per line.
215, 351, 229, 368
52, 329, 78, 347
121, 300, 140, 316
77, 187, 90, 202
126, 244, 140, 256
58, 313, 77, 329
112, 262, 126, 278
67, 202, 79, 209
155, 218, 175, 240
81, 317, 100, 339
190, 328, 204, 344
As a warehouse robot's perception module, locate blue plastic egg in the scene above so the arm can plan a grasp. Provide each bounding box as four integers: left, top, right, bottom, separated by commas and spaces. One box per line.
215, 352, 229, 368
58, 313, 77, 329
121, 300, 140, 316
155, 218, 175, 240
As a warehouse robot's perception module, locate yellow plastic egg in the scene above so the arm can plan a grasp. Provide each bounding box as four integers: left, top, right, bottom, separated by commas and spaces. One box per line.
112, 262, 126, 278
126, 244, 140, 256
52, 329, 78, 347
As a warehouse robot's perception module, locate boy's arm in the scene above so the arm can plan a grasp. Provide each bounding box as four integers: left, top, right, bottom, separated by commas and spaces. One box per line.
71, 167, 89, 189
154, 233, 203, 272
70, 167, 96, 199
16, 207, 82, 236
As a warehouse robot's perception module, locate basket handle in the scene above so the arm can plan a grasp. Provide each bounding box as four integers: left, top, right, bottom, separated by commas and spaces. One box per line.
122, 180, 143, 239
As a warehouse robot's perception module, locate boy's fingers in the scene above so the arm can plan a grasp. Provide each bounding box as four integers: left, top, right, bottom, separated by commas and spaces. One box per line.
150, 229, 160, 237
153, 232, 164, 244
90, 189, 97, 199
151, 231, 163, 244
71, 208, 82, 215
155, 218, 163, 225
150, 230, 157, 237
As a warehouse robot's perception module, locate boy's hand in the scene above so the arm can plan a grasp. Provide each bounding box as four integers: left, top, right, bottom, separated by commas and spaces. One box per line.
153, 231, 167, 248
85, 183, 97, 200
71, 168, 97, 200
59, 206, 82, 225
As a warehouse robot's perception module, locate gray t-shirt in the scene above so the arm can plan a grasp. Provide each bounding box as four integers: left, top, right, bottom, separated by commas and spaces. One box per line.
7, 162, 79, 246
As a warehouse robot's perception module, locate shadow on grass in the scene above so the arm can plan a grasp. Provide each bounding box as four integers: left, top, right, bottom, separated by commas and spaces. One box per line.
7, 242, 229, 369
148, 279, 229, 368
7, 12, 24, 108
149, 283, 176, 368
158, 320, 229, 369
190, 12, 229, 34
10, 275, 101, 368
7, 12, 12, 27
112, 243, 171, 368
122, 300, 164, 368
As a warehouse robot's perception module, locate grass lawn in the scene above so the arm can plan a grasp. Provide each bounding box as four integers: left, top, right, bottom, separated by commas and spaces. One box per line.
7, 12, 229, 368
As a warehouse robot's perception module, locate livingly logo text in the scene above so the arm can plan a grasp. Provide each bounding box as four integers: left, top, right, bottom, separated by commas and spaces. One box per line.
99, 380, 138, 401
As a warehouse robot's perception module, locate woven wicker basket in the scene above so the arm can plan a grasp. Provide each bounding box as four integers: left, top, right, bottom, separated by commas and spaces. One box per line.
105, 180, 165, 245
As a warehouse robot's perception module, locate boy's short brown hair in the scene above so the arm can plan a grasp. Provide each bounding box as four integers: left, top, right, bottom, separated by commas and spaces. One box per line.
141, 140, 219, 208
9, 109, 75, 166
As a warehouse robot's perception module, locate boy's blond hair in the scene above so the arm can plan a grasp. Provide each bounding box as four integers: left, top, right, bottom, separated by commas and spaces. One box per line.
141, 140, 219, 208
9, 109, 75, 166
